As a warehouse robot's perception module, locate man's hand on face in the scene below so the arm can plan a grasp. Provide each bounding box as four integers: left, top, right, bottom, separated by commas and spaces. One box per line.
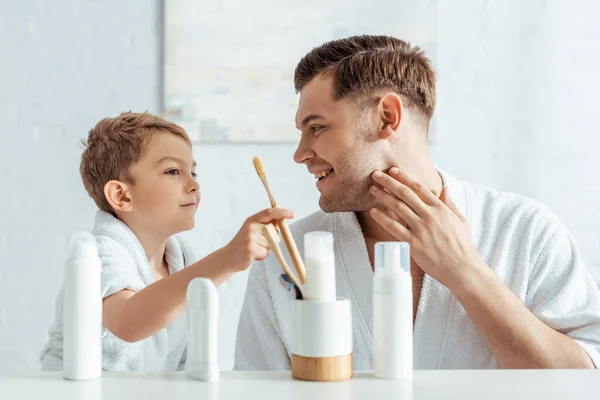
368, 167, 486, 291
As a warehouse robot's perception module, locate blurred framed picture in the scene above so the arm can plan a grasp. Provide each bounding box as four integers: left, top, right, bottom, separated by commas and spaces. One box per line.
163, 0, 437, 143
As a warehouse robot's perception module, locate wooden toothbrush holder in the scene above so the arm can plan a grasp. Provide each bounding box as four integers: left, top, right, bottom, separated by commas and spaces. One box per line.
290, 298, 353, 382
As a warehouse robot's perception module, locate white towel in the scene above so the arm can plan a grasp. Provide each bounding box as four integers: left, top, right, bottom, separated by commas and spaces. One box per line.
40, 210, 197, 371
234, 169, 600, 370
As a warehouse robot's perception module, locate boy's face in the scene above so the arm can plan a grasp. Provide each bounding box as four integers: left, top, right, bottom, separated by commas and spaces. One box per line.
125, 131, 200, 236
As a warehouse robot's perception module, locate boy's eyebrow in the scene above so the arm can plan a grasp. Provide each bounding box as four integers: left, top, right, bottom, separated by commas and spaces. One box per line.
156, 156, 197, 168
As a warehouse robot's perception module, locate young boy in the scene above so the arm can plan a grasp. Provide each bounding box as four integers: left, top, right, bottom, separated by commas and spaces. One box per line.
40, 111, 293, 371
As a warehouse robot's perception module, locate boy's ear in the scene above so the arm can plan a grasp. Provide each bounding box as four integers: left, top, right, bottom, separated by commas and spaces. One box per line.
104, 180, 133, 212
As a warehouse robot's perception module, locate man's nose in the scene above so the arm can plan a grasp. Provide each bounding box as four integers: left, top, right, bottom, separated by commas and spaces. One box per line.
293, 134, 315, 165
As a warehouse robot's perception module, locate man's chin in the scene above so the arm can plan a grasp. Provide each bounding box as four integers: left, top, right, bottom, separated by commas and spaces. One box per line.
318, 195, 374, 213
318, 202, 336, 213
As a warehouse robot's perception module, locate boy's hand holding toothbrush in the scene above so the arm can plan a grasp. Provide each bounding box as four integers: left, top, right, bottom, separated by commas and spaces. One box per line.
223, 207, 295, 272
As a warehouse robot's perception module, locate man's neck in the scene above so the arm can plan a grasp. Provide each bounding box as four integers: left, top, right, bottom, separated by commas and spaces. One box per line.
357, 211, 397, 242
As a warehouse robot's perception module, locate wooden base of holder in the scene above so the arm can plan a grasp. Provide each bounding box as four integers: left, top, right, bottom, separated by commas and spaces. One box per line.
291, 354, 353, 382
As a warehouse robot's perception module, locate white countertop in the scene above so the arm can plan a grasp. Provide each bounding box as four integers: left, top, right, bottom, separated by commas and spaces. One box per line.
1, 370, 599, 400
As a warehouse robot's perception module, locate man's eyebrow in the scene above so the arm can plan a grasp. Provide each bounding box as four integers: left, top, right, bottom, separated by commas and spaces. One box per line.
296, 114, 326, 129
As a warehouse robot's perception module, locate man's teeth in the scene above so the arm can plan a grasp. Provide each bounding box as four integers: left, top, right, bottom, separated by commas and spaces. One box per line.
314, 169, 333, 180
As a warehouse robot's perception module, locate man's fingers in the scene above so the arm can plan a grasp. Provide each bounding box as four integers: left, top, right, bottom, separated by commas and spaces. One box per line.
388, 167, 441, 206
382, 207, 409, 230
369, 185, 419, 229
369, 208, 412, 243
371, 170, 430, 216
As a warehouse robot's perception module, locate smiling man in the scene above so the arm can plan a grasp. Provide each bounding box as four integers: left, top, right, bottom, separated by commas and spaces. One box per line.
234, 35, 600, 370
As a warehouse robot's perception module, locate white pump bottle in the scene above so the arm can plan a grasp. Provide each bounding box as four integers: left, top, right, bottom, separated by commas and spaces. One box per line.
373, 242, 413, 380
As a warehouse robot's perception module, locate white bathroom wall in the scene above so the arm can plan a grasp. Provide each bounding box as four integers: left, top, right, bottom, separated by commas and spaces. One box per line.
0, 0, 163, 372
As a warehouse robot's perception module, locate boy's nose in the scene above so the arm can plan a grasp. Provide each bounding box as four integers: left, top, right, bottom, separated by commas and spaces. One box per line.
187, 177, 199, 193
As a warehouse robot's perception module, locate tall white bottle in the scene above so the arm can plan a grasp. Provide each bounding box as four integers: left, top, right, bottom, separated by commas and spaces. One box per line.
63, 231, 102, 380
373, 242, 413, 380
186, 278, 220, 382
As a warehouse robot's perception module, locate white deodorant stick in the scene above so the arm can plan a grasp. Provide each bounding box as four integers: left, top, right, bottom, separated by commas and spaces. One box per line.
186, 277, 220, 382
63, 231, 102, 380
303, 231, 336, 302
373, 242, 413, 380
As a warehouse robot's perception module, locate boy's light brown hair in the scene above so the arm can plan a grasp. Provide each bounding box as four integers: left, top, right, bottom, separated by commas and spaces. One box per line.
294, 35, 436, 126
80, 111, 191, 214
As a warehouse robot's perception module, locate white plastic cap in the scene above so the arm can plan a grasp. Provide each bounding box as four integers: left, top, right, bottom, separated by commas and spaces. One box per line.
186, 278, 218, 311
304, 231, 334, 261
374, 242, 410, 277
66, 231, 99, 262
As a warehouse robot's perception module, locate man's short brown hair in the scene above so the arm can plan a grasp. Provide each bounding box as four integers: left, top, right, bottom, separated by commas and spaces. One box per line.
294, 35, 436, 125
80, 111, 191, 214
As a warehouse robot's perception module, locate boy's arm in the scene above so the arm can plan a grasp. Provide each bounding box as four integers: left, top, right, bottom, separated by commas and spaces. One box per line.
103, 207, 293, 343
103, 247, 235, 343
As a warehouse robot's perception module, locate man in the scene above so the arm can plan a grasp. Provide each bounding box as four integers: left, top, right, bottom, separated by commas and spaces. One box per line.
234, 35, 600, 369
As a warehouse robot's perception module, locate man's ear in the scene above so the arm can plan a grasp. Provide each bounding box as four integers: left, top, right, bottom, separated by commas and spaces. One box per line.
378, 93, 403, 140
104, 180, 133, 212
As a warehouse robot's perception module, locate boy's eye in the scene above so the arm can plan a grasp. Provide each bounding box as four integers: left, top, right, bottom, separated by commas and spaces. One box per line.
166, 169, 180, 176
191, 172, 198, 179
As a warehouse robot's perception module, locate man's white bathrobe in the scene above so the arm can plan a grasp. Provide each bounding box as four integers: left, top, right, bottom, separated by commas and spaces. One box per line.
234, 170, 600, 370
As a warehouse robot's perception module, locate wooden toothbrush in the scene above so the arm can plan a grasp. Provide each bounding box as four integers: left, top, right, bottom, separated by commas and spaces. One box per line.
261, 226, 305, 300
253, 156, 306, 285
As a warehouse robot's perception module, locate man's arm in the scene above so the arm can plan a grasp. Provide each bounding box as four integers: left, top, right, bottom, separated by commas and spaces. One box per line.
368, 167, 598, 369
453, 262, 594, 368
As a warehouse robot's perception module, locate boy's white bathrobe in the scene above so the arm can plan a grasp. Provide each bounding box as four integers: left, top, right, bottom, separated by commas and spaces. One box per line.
40, 211, 197, 371
234, 170, 600, 370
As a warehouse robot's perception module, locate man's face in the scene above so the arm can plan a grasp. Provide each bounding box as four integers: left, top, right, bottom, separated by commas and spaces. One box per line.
294, 75, 388, 212
125, 132, 200, 236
